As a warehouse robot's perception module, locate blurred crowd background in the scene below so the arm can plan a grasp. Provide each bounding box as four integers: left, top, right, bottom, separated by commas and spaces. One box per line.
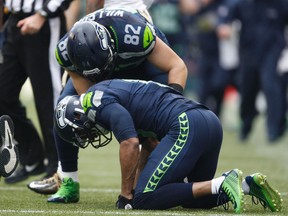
150, 0, 288, 143
1, 0, 288, 144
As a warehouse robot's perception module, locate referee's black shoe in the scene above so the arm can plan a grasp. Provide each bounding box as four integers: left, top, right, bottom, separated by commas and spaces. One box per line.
4, 161, 45, 184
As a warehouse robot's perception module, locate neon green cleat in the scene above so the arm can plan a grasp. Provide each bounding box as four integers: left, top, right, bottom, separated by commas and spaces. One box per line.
247, 173, 282, 212
220, 169, 245, 214
47, 177, 79, 203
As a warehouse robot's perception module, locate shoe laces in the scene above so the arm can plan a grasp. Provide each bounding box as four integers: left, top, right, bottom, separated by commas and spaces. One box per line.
221, 185, 237, 209
41, 174, 59, 184
34, 174, 60, 189
56, 178, 74, 195
217, 192, 230, 211
251, 195, 268, 209
61, 178, 73, 186
248, 175, 268, 210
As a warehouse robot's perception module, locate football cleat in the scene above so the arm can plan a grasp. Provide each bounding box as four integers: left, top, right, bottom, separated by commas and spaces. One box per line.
246, 173, 282, 212
27, 173, 61, 195
5, 161, 45, 184
0, 115, 19, 177
220, 169, 244, 214
47, 177, 79, 203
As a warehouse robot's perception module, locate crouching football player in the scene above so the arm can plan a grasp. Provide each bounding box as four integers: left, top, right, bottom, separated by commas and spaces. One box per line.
51, 79, 282, 213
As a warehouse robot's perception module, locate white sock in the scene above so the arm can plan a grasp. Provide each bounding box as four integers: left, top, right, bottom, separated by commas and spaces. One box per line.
211, 176, 225, 194
57, 161, 63, 179
242, 179, 250, 195
56, 162, 79, 182
61, 171, 79, 182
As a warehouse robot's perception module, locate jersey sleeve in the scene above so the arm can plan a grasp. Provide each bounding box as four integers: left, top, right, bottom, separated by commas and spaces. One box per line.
102, 103, 138, 142
115, 17, 157, 59
81, 90, 138, 143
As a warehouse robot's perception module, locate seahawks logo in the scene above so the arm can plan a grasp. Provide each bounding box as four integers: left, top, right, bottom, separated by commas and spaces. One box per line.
55, 96, 72, 129
95, 25, 109, 51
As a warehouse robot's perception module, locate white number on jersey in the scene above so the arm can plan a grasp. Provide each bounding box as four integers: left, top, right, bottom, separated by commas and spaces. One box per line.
124, 24, 141, 45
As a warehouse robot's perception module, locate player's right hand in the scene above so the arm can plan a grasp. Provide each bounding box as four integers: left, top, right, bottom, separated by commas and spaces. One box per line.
116, 195, 133, 210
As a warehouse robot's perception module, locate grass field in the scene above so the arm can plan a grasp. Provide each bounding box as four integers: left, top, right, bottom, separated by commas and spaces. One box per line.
0, 82, 287, 215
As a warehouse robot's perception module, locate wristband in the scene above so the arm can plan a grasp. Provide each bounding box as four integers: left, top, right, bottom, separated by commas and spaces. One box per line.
168, 83, 184, 94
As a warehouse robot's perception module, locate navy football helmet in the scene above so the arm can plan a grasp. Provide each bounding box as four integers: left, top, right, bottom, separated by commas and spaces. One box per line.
54, 95, 112, 149
67, 21, 117, 82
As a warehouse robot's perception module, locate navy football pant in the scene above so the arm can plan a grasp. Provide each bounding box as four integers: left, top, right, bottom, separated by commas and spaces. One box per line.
133, 108, 223, 209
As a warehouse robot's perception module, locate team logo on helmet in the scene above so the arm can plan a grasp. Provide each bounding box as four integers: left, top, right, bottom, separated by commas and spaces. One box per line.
55, 96, 72, 129
95, 24, 109, 51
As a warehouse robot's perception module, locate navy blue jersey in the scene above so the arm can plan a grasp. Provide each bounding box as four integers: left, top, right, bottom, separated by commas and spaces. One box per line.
56, 8, 157, 72
81, 80, 208, 142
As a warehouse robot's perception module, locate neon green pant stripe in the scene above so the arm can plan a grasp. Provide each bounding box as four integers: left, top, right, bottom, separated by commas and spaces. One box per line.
144, 112, 189, 193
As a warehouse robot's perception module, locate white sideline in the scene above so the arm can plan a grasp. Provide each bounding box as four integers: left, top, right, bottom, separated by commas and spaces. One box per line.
0, 186, 119, 193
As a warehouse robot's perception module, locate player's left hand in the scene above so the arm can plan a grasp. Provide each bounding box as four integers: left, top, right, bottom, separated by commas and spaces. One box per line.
116, 195, 133, 210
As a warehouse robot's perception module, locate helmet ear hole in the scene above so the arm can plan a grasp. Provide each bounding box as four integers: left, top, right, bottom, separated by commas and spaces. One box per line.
73, 112, 81, 120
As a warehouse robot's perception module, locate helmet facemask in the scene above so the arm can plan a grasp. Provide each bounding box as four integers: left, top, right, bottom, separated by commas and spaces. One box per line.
65, 117, 112, 149
55, 96, 112, 149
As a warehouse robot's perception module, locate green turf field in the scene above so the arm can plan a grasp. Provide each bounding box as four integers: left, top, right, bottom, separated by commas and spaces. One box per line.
0, 83, 287, 215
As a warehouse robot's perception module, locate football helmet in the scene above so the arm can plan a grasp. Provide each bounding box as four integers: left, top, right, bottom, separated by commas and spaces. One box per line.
67, 21, 117, 82
54, 95, 112, 149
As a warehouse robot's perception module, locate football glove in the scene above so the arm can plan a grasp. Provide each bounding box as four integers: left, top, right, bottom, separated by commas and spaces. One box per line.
116, 195, 133, 210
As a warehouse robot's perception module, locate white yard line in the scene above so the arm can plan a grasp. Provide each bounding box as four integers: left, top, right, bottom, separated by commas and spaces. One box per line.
0, 187, 287, 195
0, 209, 222, 216
0, 187, 285, 215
